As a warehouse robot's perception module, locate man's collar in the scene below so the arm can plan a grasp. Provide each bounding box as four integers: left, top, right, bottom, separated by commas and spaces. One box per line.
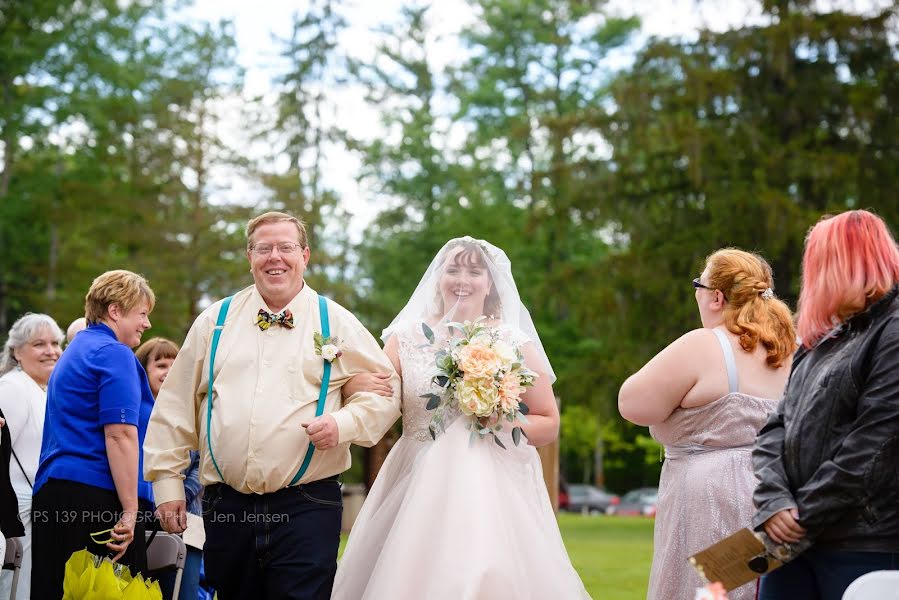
254, 281, 313, 314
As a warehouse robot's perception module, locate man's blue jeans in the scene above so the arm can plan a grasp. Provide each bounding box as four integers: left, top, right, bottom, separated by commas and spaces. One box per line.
201, 478, 342, 600
759, 548, 899, 600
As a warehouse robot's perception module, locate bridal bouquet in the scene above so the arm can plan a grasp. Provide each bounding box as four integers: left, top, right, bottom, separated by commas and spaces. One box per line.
421, 317, 538, 447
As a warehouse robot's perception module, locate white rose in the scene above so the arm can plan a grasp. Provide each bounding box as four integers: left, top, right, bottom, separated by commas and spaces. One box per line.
491, 340, 517, 365
456, 378, 499, 418
320, 344, 340, 361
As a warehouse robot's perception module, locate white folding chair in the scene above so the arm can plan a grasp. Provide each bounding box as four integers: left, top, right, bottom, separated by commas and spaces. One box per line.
145, 531, 187, 600
1, 537, 22, 600
842, 570, 899, 600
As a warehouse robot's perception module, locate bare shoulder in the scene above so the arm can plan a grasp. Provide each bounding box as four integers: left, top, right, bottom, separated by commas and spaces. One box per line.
668, 327, 719, 353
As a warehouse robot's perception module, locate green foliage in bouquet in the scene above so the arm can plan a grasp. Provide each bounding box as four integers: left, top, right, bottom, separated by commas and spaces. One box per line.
420, 317, 537, 448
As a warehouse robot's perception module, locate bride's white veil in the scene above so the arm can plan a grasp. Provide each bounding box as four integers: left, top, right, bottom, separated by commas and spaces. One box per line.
381, 236, 556, 382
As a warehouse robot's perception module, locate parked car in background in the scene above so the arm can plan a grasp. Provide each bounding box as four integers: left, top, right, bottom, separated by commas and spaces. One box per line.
558, 485, 570, 511
608, 487, 658, 517
564, 484, 620, 515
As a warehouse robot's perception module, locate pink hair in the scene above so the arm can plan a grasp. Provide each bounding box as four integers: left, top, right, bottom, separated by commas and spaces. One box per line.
797, 210, 899, 347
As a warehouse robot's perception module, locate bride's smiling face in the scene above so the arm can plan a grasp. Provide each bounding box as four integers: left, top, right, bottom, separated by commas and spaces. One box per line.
438, 246, 493, 316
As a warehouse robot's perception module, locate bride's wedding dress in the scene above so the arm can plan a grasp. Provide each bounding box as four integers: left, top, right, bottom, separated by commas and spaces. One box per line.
332, 323, 591, 599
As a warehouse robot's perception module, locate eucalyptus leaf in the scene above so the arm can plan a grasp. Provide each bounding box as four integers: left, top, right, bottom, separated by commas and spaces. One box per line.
518, 402, 530, 415
422, 394, 441, 410
421, 322, 435, 344
493, 433, 507, 449
434, 375, 450, 388
446, 321, 465, 334
512, 426, 522, 446
429, 424, 437, 440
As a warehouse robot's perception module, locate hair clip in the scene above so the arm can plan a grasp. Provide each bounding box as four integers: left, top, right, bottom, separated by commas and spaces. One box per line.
761, 288, 774, 300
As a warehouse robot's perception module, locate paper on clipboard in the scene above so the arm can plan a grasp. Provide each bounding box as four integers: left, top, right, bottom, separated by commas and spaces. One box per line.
689, 528, 783, 592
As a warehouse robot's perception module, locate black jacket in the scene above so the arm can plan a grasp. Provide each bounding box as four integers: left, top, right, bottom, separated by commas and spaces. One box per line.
753, 285, 899, 553
0, 407, 25, 538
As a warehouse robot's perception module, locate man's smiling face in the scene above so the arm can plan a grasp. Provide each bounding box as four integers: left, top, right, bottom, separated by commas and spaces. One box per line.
247, 221, 310, 309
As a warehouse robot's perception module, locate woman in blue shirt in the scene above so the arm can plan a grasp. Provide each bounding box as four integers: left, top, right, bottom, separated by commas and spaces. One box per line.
31, 269, 156, 598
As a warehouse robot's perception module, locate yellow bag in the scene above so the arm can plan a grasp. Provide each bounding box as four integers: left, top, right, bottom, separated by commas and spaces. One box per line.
61, 548, 163, 600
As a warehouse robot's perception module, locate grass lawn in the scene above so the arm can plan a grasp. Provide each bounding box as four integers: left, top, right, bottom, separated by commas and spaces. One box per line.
339, 514, 654, 599
560, 513, 654, 599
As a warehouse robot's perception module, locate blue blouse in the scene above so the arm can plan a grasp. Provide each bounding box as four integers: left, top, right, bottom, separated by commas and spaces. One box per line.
35, 323, 154, 503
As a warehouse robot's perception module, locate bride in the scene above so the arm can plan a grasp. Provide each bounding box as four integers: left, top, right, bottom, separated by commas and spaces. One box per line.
332, 237, 590, 599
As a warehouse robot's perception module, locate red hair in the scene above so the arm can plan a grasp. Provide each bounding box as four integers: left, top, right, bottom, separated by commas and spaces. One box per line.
797, 210, 899, 347
705, 248, 797, 368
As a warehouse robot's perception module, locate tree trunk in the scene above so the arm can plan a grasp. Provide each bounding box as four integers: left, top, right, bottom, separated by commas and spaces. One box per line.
1, 77, 12, 198
593, 434, 605, 488
0, 77, 13, 330
46, 153, 63, 303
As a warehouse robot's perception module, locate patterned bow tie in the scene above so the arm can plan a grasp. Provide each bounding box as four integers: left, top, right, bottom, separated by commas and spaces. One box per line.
256, 308, 295, 330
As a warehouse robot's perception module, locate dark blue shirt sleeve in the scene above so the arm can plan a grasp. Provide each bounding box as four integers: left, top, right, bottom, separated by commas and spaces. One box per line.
94, 343, 142, 427
183, 451, 203, 507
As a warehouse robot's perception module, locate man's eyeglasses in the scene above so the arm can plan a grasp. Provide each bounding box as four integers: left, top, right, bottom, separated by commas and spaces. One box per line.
250, 242, 303, 255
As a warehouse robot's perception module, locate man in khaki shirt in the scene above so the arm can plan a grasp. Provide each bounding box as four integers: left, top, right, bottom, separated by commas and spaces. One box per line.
144, 211, 401, 600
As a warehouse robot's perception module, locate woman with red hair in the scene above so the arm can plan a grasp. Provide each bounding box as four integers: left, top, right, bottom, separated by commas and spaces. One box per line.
619, 247, 796, 600
753, 210, 899, 599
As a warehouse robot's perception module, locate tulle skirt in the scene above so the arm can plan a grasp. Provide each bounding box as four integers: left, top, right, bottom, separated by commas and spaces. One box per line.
332, 418, 591, 599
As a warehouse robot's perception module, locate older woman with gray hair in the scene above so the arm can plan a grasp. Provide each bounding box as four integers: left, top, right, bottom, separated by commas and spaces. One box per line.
0, 313, 64, 600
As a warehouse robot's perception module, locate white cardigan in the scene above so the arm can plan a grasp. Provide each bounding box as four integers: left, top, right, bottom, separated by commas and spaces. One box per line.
0, 369, 46, 500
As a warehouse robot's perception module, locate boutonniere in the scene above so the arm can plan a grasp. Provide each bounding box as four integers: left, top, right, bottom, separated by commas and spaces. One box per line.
314, 332, 344, 362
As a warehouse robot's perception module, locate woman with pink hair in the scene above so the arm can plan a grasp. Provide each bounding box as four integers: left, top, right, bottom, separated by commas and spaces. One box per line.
753, 210, 899, 599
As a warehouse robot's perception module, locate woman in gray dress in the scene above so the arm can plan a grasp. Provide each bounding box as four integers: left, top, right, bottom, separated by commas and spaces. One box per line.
619, 248, 797, 600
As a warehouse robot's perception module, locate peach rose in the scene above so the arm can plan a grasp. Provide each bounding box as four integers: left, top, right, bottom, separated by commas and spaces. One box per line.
456, 342, 502, 379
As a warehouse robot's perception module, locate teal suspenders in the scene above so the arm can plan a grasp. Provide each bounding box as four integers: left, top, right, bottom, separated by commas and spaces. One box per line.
206, 295, 233, 482
205, 293, 332, 486
289, 295, 332, 485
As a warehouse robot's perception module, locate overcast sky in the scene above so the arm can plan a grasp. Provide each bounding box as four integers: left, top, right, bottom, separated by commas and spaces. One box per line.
180, 0, 892, 236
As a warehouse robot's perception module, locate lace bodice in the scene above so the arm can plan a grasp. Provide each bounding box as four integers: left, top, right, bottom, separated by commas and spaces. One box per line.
395, 321, 530, 442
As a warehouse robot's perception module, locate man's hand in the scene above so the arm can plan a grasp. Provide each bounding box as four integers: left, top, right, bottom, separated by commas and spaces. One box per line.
156, 500, 187, 534
302, 415, 339, 449
764, 508, 807, 544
